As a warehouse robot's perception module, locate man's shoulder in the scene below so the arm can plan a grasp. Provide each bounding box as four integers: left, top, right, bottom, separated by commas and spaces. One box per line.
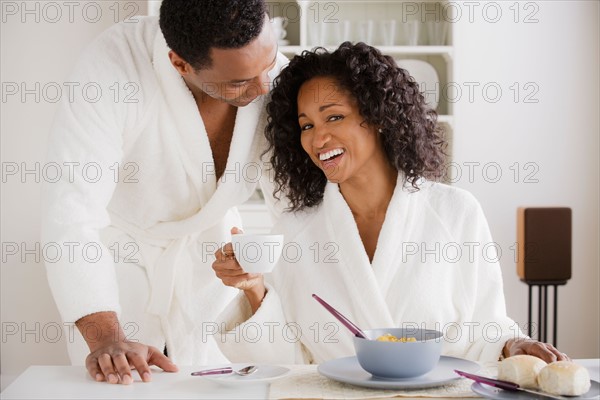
84, 16, 160, 61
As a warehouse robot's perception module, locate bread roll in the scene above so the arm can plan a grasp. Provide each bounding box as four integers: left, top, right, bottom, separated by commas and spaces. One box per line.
497, 355, 547, 389
538, 361, 591, 396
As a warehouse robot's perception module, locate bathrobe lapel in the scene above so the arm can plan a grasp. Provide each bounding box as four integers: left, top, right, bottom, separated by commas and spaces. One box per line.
151, 33, 261, 238
321, 182, 395, 331
120, 34, 265, 363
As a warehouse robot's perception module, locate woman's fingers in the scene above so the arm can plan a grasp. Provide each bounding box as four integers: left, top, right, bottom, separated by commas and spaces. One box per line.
543, 343, 570, 361
213, 243, 235, 261
511, 339, 570, 363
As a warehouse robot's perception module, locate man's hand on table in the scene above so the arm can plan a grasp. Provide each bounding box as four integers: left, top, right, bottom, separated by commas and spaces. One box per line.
76, 312, 178, 384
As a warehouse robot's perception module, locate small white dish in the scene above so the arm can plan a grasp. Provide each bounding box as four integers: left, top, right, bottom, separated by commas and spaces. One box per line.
278, 39, 290, 46
200, 364, 290, 386
395, 59, 439, 110
318, 355, 479, 390
471, 380, 600, 399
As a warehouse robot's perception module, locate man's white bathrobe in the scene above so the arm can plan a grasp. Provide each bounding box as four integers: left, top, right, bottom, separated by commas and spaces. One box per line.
218, 178, 523, 364
41, 16, 287, 365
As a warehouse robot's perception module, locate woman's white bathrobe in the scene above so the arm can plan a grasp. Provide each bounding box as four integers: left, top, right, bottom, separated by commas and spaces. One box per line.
41, 16, 288, 365
218, 178, 523, 364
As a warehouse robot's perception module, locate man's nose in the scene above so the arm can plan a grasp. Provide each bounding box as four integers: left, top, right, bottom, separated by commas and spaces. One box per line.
255, 72, 271, 96
244, 74, 270, 101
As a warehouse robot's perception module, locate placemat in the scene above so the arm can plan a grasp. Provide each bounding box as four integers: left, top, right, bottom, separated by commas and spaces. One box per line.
269, 362, 497, 399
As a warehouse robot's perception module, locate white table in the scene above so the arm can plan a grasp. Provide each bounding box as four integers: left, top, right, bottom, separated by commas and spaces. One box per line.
2, 360, 599, 399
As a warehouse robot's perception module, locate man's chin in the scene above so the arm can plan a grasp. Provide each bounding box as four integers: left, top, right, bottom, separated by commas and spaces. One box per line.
227, 96, 261, 107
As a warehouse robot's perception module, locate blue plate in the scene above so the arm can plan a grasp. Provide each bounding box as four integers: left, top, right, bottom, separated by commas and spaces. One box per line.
318, 355, 480, 390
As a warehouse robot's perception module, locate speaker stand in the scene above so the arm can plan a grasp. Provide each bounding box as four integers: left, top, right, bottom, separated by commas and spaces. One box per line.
525, 281, 567, 347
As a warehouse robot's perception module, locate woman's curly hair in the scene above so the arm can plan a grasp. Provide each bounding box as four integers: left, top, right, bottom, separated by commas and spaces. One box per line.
265, 42, 447, 211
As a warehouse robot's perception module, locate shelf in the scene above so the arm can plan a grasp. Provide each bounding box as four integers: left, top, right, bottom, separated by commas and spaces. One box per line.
437, 115, 453, 125
280, 45, 452, 58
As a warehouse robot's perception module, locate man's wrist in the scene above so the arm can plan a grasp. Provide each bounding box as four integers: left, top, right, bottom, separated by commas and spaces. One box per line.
75, 311, 125, 351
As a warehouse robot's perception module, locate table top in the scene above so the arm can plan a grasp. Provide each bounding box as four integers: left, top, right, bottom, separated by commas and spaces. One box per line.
2, 359, 599, 399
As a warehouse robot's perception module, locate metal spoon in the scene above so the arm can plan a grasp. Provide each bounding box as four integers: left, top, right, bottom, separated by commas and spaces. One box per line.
191, 365, 258, 377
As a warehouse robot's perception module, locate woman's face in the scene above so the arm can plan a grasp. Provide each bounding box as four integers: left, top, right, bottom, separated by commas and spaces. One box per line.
297, 76, 385, 184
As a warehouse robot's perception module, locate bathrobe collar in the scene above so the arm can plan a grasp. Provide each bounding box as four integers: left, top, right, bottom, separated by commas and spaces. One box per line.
319, 175, 418, 329
148, 32, 263, 239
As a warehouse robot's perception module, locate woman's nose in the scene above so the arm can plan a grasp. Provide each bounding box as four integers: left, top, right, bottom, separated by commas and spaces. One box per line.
312, 125, 331, 149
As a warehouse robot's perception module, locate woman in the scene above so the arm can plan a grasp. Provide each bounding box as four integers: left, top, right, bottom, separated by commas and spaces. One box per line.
213, 42, 567, 364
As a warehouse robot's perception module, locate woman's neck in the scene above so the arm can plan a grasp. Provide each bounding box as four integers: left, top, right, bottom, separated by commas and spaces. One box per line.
339, 164, 398, 220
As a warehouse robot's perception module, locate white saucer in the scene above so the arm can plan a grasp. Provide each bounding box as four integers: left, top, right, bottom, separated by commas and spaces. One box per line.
318, 355, 480, 390
200, 364, 290, 386
278, 39, 290, 46
471, 380, 600, 399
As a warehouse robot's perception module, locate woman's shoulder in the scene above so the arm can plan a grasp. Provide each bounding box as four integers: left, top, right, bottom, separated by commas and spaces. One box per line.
418, 181, 480, 206
411, 180, 485, 223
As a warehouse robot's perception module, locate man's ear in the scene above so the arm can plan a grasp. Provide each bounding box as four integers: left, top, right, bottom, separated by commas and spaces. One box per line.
168, 50, 192, 76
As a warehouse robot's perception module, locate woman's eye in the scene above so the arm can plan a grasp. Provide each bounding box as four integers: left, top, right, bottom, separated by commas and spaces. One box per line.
300, 123, 313, 131
328, 115, 343, 122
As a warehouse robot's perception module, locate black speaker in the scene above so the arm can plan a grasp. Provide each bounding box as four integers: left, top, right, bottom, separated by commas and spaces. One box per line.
517, 207, 572, 284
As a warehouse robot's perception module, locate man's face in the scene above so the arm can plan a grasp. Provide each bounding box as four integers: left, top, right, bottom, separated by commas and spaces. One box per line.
171, 15, 279, 107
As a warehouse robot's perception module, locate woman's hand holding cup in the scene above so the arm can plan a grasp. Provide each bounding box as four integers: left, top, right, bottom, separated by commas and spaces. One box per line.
212, 227, 267, 313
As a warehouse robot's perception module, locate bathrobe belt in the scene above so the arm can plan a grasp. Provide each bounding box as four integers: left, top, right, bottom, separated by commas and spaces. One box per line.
107, 215, 199, 344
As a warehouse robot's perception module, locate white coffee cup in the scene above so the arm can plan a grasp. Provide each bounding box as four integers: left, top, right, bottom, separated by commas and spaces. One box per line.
231, 234, 284, 273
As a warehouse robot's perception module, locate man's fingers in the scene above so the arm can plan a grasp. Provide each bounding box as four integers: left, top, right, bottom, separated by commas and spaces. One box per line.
97, 353, 119, 384
147, 347, 178, 372
112, 352, 133, 385
85, 356, 105, 382
127, 352, 152, 382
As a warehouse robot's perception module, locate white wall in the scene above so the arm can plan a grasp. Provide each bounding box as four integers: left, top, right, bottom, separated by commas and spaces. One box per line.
0, 0, 147, 390
1, 0, 598, 392
453, 1, 599, 358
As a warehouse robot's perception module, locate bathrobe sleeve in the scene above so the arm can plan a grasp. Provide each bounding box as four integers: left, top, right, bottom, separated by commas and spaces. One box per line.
454, 192, 526, 361
215, 281, 307, 364
41, 25, 141, 324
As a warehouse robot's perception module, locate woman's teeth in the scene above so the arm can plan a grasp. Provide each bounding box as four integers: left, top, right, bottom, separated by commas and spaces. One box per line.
319, 149, 344, 161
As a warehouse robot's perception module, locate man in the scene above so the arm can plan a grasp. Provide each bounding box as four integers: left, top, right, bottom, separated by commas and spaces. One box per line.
41, 0, 287, 385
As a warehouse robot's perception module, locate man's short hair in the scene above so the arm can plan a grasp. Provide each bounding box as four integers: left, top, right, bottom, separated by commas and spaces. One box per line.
159, 0, 267, 70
